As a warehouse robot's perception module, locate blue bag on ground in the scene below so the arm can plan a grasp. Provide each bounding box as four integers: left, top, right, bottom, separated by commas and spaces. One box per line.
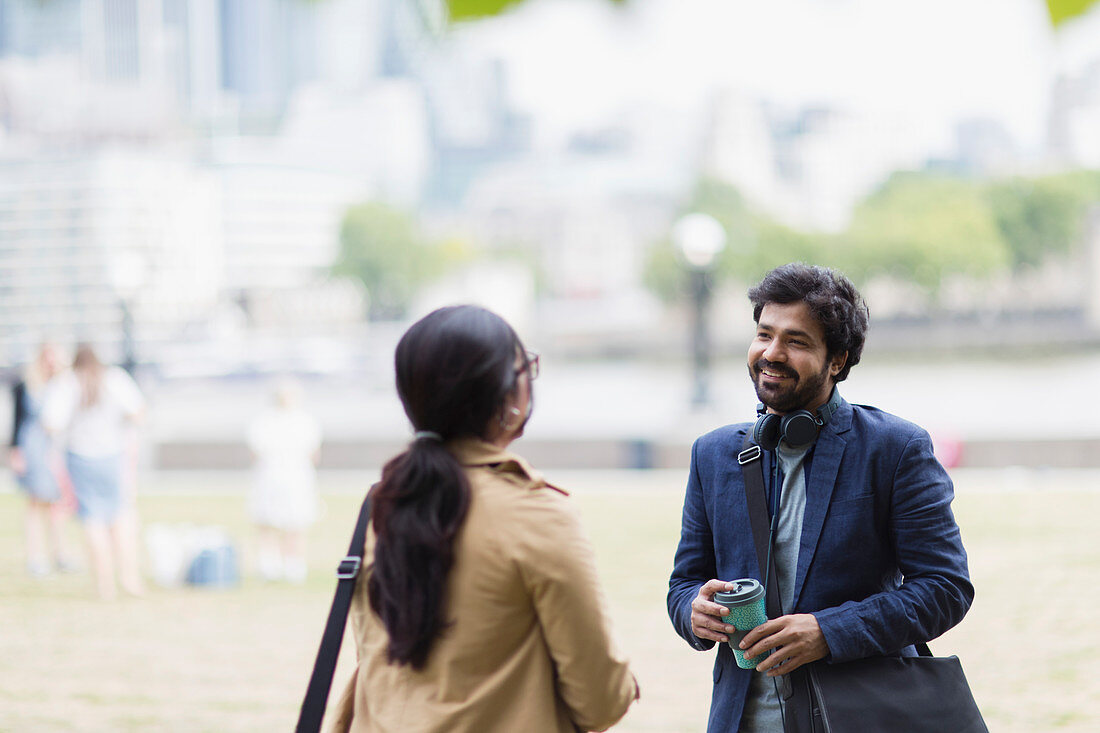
185, 544, 240, 587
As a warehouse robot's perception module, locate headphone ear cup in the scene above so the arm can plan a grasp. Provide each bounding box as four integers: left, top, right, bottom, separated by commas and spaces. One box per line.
781, 411, 820, 449
753, 413, 781, 451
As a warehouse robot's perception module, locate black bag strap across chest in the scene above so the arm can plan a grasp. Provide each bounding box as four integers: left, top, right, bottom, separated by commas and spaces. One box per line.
295, 494, 372, 733
738, 432, 783, 619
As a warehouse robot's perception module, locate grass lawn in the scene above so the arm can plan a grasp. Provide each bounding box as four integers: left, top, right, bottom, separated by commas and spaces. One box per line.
0, 468, 1097, 732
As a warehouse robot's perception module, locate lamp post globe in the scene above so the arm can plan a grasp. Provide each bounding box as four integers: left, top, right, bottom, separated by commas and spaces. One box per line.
672, 213, 727, 409
673, 213, 727, 270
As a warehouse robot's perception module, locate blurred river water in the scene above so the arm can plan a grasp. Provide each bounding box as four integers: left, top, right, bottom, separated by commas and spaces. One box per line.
134, 350, 1100, 464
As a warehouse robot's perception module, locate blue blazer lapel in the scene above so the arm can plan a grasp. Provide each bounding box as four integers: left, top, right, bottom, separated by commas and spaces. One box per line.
790, 401, 851, 610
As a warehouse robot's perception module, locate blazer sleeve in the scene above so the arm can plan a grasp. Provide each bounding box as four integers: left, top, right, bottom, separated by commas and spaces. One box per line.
667, 438, 719, 652
813, 429, 975, 663
517, 491, 638, 732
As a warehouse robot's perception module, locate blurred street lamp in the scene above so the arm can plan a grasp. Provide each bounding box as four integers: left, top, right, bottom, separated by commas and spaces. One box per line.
672, 213, 727, 409
110, 250, 148, 376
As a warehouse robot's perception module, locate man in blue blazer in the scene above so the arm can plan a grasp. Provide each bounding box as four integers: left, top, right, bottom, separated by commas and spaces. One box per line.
667, 263, 974, 732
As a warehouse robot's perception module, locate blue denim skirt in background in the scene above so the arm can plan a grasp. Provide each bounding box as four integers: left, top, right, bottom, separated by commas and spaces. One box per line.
16, 424, 61, 502
66, 452, 122, 521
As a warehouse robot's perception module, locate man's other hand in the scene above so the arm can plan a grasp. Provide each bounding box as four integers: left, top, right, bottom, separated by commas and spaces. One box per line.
740, 613, 829, 676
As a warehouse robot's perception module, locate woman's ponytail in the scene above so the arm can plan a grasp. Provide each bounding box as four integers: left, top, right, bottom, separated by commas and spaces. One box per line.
368, 438, 470, 669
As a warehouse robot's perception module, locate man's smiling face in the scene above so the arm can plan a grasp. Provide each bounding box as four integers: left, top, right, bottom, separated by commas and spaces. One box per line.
747, 301, 845, 414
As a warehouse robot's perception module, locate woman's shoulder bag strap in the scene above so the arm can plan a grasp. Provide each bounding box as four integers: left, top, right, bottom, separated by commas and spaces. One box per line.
295, 492, 372, 733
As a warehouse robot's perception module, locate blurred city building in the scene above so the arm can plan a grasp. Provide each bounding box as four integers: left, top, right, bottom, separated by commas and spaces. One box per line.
0, 149, 222, 360
1048, 59, 1100, 168
0, 0, 437, 366
704, 91, 935, 232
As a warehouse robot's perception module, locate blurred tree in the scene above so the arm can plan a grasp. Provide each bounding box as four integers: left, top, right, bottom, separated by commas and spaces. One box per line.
447, 0, 526, 20
448, 0, 1095, 26
643, 179, 752, 301
1046, 0, 1100, 26
742, 216, 830, 283
690, 178, 757, 258
646, 169, 1100, 305
333, 203, 460, 320
643, 179, 830, 301
985, 172, 1100, 268
447, 0, 627, 21
642, 235, 683, 302
835, 172, 1009, 294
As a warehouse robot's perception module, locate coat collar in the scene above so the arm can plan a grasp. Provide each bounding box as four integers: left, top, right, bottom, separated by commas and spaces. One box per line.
447, 437, 566, 495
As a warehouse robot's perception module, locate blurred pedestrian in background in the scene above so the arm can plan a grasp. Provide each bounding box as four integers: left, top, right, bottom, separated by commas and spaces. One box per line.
43, 344, 146, 600
340, 305, 638, 731
9, 341, 76, 577
246, 378, 321, 583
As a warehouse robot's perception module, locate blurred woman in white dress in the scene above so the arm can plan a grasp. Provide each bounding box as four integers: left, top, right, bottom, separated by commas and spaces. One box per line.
246, 379, 322, 583
43, 345, 145, 600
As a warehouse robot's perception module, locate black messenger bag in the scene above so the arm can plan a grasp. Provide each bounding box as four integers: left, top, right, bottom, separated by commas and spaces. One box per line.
803, 645, 986, 733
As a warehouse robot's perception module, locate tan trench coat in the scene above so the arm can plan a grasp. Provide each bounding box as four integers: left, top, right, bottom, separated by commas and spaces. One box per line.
344, 438, 638, 732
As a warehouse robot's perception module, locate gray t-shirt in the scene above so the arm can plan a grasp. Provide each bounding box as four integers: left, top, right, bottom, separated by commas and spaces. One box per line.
740, 441, 809, 732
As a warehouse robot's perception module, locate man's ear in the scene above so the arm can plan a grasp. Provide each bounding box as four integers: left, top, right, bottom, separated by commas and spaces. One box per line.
830, 351, 848, 377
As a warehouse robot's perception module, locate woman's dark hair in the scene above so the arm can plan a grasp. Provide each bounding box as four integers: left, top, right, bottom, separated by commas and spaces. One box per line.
368, 305, 527, 669
747, 263, 869, 382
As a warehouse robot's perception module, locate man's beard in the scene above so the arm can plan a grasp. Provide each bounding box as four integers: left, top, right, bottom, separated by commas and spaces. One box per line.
749, 358, 831, 414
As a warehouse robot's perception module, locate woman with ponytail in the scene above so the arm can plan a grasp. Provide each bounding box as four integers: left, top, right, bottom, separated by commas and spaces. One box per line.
345, 305, 638, 732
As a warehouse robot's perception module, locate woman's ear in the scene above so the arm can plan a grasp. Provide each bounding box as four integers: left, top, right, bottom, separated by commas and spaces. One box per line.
499, 405, 522, 432
486, 401, 516, 442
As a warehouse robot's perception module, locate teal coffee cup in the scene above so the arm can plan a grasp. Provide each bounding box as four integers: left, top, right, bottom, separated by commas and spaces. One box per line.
713, 578, 768, 670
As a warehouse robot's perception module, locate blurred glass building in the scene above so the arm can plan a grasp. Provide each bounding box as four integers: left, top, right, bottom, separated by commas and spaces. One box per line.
0, 0, 440, 366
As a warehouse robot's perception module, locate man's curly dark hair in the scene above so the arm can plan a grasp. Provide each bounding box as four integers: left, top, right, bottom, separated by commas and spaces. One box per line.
747, 263, 869, 382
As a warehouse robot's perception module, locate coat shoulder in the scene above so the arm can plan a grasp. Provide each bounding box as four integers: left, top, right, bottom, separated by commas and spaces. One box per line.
847, 403, 928, 444
691, 422, 754, 465
696, 421, 752, 448
466, 465, 576, 536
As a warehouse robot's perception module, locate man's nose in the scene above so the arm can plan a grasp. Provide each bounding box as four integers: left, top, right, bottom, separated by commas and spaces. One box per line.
763, 340, 785, 362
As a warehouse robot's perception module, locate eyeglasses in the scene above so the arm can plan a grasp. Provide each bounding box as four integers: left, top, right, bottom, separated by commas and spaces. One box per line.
522, 350, 540, 380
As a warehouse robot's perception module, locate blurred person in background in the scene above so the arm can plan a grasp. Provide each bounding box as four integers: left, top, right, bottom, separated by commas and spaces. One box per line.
9, 342, 76, 576
245, 378, 322, 584
340, 305, 638, 732
43, 344, 145, 600
668, 263, 973, 732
